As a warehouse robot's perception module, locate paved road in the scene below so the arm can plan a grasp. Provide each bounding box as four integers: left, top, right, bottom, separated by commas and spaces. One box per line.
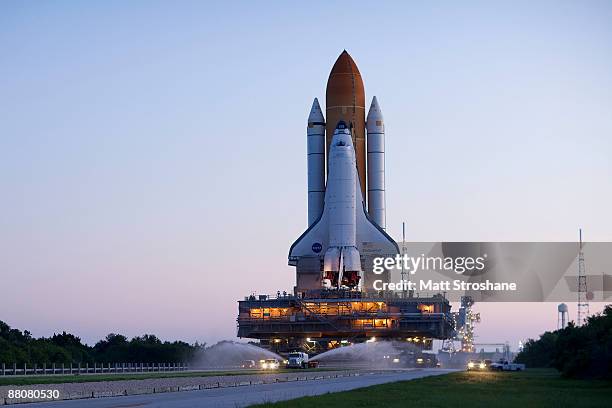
22, 369, 456, 408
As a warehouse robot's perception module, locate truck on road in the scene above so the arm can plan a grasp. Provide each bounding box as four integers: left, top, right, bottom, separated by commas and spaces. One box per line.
287, 352, 310, 368
490, 360, 526, 371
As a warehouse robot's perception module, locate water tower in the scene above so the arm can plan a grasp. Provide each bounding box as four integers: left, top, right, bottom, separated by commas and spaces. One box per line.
558, 303, 569, 329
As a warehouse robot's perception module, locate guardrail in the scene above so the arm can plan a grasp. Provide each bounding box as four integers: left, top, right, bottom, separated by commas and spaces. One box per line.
0, 362, 189, 376
1, 371, 369, 405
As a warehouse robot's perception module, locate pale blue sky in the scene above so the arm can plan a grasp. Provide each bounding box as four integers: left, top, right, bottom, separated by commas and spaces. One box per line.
1, 1, 611, 347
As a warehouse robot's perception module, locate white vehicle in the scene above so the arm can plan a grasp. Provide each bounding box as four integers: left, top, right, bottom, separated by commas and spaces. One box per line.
287, 352, 309, 368
260, 359, 280, 370
490, 360, 526, 371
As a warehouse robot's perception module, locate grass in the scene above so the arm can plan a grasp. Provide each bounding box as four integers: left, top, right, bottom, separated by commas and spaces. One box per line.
0, 367, 330, 386
251, 369, 612, 408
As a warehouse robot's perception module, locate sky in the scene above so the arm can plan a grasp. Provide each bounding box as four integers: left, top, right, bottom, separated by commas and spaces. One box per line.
1, 1, 611, 349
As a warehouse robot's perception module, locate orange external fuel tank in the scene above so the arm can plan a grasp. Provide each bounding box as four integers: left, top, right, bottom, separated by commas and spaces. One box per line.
325, 50, 367, 200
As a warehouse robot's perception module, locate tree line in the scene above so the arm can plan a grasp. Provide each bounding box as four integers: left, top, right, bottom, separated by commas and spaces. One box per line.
515, 305, 612, 378
0, 320, 204, 365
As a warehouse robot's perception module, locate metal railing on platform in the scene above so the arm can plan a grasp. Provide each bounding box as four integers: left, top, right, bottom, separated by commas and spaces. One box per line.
0, 362, 189, 376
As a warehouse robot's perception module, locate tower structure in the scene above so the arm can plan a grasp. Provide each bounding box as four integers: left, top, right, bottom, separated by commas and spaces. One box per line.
458, 296, 480, 353
558, 303, 568, 329
577, 229, 589, 326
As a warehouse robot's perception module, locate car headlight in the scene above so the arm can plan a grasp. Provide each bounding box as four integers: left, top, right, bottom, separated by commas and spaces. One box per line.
479, 363, 486, 369
262, 363, 268, 369
468, 362, 474, 368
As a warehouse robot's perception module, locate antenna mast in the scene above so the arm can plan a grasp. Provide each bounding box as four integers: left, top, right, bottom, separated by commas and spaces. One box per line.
401, 222, 407, 298
577, 228, 589, 326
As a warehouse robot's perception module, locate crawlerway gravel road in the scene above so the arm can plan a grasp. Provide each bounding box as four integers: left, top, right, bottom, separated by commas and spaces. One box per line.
3, 368, 457, 407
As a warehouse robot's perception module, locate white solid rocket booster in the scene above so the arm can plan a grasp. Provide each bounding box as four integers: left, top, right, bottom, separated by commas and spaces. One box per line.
366, 96, 386, 229
307, 98, 325, 226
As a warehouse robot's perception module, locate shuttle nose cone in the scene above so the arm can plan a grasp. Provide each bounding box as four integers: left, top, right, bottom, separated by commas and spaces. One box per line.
332, 121, 352, 146
329, 50, 361, 77
326, 51, 365, 106
366, 96, 383, 122
333, 121, 351, 137
335, 120, 348, 130
308, 97, 325, 124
